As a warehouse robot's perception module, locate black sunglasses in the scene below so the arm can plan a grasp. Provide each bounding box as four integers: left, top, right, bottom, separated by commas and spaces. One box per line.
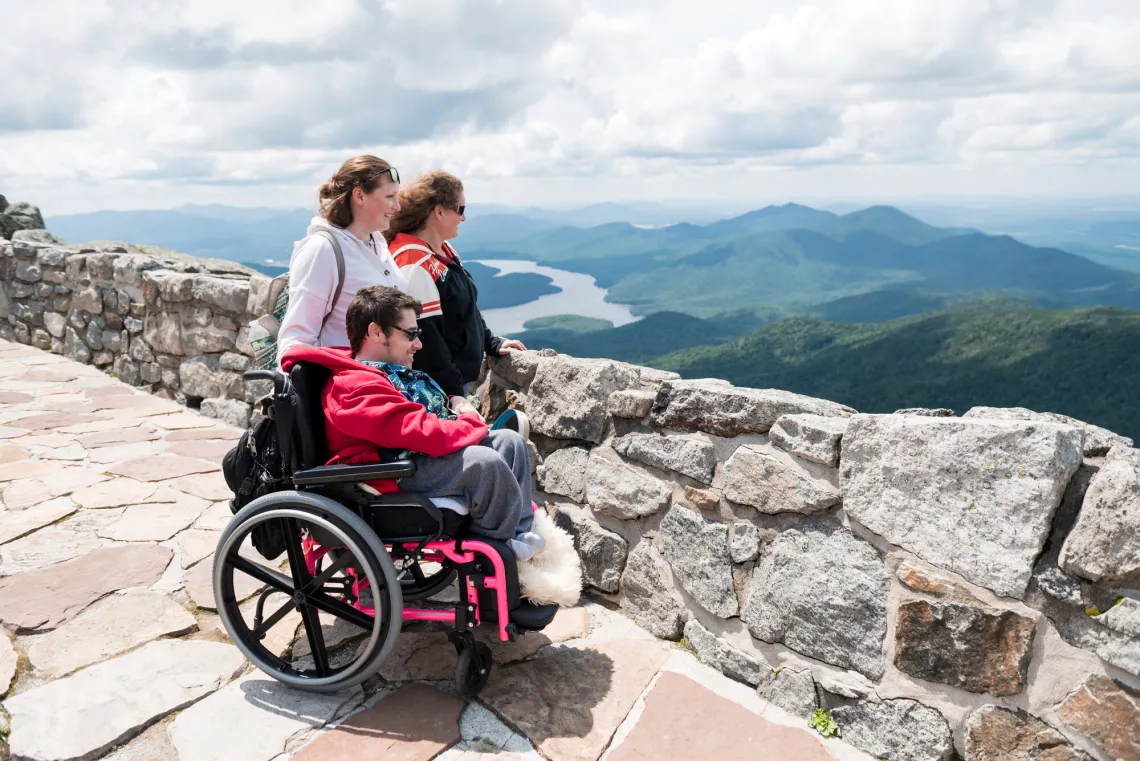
393, 325, 422, 341
450, 204, 465, 216
373, 166, 399, 184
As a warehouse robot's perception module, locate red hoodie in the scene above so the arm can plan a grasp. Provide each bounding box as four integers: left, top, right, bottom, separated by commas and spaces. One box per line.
279, 345, 488, 493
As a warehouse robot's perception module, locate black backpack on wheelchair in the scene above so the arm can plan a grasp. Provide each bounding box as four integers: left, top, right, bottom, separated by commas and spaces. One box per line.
213, 362, 557, 697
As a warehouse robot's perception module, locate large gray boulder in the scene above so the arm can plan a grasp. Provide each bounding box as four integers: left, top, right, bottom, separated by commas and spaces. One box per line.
1059, 446, 1140, 582
659, 506, 738, 618
585, 448, 672, 520
768, 414, 848, 466
841, 414, 1082, 599
537, 446, 590, 503
723, 443, 840, 514
612, 432, 717, 483
619, 541, 686, 639
963, 406, 1132, 457
683, 619, 773, 686
651, 380, 855, 437
741, 522, 889, 679
831, 699, 954, 761
487, 350, 544, 387
552, 503, 628, 593
528, 356, 639, 443
0, 197, 46, 238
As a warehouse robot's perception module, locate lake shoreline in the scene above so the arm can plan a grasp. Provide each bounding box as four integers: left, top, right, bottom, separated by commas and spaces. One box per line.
475, 259, 640, 335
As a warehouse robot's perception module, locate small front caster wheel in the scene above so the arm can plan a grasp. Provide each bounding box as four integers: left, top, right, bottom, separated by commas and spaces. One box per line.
455, 641, 493, 697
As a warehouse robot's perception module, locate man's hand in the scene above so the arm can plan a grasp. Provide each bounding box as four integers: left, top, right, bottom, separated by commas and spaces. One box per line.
498, 339, 527, 354
450, 395, 478, 416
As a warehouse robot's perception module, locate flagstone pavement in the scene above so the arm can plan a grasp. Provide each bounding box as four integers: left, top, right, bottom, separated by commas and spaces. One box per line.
0, 338, 875, 761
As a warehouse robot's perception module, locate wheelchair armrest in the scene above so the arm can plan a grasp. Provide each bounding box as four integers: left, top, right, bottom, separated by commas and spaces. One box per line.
292, 460, 417, 486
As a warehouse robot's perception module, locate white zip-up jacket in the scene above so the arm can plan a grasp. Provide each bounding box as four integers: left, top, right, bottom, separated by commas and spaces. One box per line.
276, 216, 407, 360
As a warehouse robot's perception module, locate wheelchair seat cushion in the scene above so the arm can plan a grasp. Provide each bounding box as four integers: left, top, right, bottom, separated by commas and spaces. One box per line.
429, 496, 468, 515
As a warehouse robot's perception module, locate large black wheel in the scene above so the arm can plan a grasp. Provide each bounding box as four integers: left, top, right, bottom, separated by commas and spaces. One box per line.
454, 641, 493, 697
213, 491, 402, 693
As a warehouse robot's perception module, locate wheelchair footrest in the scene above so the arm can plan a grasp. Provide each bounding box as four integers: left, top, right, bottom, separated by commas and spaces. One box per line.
508, 600, 559, 631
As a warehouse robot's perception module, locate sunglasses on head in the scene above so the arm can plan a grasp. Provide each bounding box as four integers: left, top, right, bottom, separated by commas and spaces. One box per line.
393, 325, 422, 341
374, 166, 399, 185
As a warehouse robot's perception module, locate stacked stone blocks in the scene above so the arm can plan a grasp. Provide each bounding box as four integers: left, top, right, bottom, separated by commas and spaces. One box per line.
1, 232, 275, 427
483, 350, 1140, 761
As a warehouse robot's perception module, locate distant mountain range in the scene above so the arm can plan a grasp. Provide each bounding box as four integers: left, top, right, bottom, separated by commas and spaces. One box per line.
462, 203, 1140, 319
46, 200, 1140, 324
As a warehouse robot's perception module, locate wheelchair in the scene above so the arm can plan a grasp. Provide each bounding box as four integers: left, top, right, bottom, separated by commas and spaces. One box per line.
212, 362, 558, 696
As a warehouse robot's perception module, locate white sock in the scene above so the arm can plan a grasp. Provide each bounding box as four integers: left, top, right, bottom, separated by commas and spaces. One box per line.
518, 531, 546, 553
508, 538, 534, 561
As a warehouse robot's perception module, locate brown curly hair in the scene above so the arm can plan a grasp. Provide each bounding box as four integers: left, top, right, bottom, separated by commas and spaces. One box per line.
319, 155, 397, 229
382, 170, 464, 244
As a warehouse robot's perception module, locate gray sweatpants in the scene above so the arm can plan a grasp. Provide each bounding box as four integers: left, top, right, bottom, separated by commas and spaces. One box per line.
399, 430, 534, 541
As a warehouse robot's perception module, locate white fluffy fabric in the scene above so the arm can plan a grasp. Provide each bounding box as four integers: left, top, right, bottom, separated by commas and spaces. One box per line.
518, 507, 582, 607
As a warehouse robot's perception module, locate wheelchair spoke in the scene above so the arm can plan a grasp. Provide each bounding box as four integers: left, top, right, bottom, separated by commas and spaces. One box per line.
282, 518, 314, 590
297, 602, 330, 677
251, 598, 296, 641
229, 555, 295, 596
308, 590, 376, 631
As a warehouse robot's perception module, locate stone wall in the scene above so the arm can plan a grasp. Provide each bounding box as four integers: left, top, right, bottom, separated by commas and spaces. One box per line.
0, 230, 276, 428
2, 216, 1138, 760
477, 351, 1140, 761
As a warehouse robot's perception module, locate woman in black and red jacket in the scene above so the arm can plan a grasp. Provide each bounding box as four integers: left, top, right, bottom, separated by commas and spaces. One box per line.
383, 171, 525, 397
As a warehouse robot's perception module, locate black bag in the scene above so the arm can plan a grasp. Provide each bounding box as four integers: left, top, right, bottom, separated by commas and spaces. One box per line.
222, 411, 290, 560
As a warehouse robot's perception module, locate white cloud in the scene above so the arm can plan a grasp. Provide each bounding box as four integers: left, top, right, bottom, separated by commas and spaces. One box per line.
1, 0, 1138, 214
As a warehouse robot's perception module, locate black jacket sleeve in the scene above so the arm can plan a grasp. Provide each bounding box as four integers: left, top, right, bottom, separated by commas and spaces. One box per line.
481, 310, 504, 357
413, 313, 467, 397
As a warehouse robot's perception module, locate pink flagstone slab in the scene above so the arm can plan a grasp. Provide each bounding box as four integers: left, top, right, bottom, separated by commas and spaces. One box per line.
107, 454, 220, 481
176, 472, 233, 501
166, 439, 235, 463
606, 671, 837, 761
291, 683, 464, 761
0, 544, 174, 632
14, 412, 103, 431
0, 496, 78, 545
480, 638, 670, 761
70, 478, 173, 508
77, 427, 162, 448
0, 460, 56, 482
166, 427, 242, 441
28, 590, 198, 678
148, 413, 219, 430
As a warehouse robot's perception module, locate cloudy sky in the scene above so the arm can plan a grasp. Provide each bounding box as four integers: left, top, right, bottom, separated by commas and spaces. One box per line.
2, 0, 1138, 215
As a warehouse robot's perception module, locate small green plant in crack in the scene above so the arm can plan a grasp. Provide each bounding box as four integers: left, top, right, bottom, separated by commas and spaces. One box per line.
808, 708, 840, 738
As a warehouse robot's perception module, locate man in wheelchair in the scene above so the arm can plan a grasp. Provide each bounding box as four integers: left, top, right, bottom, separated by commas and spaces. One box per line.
280, 285, 546, 561
218, 286, 580, 696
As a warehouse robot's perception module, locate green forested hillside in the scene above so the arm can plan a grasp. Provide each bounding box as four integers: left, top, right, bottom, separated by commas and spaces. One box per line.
652, 300, 1140, 440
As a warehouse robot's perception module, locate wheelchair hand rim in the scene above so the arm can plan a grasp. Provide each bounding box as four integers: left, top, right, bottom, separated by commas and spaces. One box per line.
214, 506, 385, 688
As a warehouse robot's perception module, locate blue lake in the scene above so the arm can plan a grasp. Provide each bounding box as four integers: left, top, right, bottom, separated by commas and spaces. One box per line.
476, 259, 640, 335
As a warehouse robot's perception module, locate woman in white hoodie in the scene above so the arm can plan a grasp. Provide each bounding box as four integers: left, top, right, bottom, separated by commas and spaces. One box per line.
276, 155, 408, 358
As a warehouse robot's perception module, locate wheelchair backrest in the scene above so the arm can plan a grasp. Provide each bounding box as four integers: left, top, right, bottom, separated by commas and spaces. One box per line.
282, 361, 333, 472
